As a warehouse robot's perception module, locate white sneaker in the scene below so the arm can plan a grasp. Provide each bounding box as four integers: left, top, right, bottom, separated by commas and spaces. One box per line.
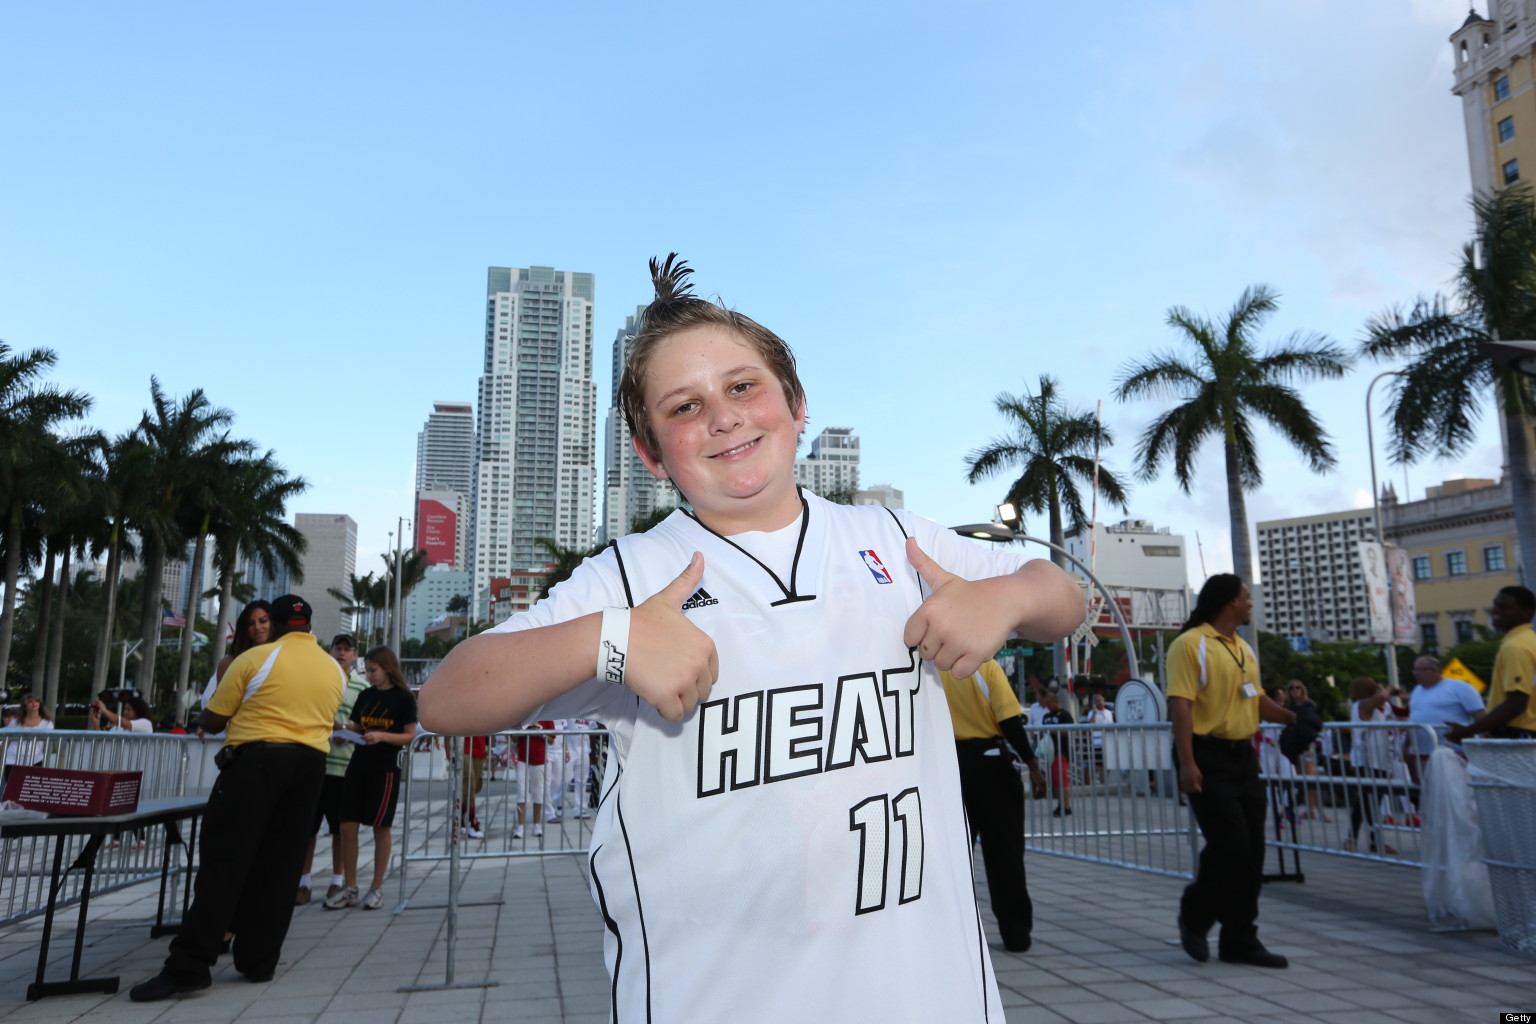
533, 825, 544, 838
361, 888, 384, 911
323, 886, 359, 910
512, 826, 523, 839
465, 825, 484, 839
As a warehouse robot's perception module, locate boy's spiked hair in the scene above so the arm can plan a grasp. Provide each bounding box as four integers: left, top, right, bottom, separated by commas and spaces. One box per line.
619, 253, 806, 461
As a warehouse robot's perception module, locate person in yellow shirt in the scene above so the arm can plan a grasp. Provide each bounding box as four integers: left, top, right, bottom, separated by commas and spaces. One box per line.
1447, 586, 1536, 742
131, 595, 344, 1002
1167, 574, 1294, 970
942, 660, 1047, 953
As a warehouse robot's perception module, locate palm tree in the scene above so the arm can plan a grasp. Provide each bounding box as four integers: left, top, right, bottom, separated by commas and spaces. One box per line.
0, 344, 92, 691
379, 547, 428, 645
130, 379, 248, 702
1114, 285, 1350, 586
1362, 185, 1536, 579
88, 432, 149, 698
36, 431, 106, 714
328, 572, 382, 645
965, 374, 1130, 567
535, 538, 610, 599
204, 453, 306, 671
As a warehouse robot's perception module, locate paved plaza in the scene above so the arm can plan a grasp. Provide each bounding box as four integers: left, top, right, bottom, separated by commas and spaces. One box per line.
0, 828, 1531, 1023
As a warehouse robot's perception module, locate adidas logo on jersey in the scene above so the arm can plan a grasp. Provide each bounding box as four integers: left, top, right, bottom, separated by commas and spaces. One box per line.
681, 587, 719, 610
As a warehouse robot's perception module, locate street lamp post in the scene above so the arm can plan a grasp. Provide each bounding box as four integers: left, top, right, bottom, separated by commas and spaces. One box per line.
950, 519, 1140, 680
1366, 370, 1405, 693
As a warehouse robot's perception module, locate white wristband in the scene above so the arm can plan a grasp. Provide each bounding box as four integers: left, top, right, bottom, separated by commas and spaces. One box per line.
599, 607, 631, 687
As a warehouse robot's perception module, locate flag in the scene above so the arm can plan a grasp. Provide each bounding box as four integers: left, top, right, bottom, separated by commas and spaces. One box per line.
1441, 657, 1486, 693
162, 609, 186, 629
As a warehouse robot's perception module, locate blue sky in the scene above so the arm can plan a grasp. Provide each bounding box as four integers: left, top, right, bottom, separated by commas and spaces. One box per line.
2, 0, 1498, 587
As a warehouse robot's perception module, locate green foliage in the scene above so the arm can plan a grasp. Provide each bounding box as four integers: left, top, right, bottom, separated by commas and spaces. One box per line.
629, 504, 678, 534
966, 374, 1130, 550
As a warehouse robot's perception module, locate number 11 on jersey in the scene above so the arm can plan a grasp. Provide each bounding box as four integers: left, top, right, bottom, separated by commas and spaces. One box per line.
848, 787, 924, 915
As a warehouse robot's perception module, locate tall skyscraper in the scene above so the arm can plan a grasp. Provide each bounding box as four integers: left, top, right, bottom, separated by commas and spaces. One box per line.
1451, 5, 1533, 192
417, 400, 474, 496
602, 306, 680, 541
793, 427, 861, 499
473, 266, 596, 616
294, 513, 358, 641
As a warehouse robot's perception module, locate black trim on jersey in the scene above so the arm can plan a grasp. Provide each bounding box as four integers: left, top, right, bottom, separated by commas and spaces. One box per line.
681, 487, 817, 606
613, 540, 636, 609
961, 816, 994, 1023
762, 684, 825, 784
588, 844, 626, 1019
616, 791, 653, 1022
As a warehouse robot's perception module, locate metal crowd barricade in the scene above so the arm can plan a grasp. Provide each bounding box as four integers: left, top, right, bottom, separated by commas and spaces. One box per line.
396, 725, 609, 901
1258, 720, 1436, 873
1, 730, 216, 928
392, 724, 607, 991
1023, 722, 1200, 879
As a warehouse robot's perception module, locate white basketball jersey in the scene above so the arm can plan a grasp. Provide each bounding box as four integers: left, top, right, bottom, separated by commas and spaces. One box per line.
491, 491, 1024, 1022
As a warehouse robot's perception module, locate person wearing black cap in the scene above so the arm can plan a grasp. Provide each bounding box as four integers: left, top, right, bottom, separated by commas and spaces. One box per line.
130, 595, 345, 1001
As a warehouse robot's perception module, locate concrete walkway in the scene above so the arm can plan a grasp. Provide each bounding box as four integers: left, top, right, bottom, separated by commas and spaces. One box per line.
1, 833, 1531, 1023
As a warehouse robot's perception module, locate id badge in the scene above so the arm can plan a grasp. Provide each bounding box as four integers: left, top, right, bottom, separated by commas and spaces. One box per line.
1241, 682, 1260, 699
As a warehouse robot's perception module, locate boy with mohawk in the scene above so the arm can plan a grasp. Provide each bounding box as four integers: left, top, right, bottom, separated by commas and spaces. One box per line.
421, 255, 1081, 1020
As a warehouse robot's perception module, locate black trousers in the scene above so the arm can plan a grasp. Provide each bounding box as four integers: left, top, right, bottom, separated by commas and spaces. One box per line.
1178, 735, 1266, 953
164, 742, 325, 982
955, 739, 1031, 948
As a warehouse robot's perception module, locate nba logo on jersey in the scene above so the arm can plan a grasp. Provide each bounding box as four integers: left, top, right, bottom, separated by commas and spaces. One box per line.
859, 549, 893, 584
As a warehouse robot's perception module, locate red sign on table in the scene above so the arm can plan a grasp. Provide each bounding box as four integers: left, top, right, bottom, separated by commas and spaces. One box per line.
2, 767, 142, 816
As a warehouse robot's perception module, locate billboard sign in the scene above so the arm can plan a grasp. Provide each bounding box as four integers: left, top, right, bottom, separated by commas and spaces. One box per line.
418, 498, 456, 566
1360, 540, 1417, 644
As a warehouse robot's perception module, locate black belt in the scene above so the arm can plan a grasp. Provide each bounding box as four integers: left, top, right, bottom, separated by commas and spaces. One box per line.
1192, 734, 1253, 750
955, 736, 1004, 752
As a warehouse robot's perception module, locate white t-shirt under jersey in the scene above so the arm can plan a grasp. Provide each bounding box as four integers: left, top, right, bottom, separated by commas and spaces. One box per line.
489, 492, 1031, 1022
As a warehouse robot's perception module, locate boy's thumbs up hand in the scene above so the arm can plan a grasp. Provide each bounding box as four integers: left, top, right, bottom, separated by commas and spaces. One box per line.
903, 537, 1019, 679
628, 552, 720, 723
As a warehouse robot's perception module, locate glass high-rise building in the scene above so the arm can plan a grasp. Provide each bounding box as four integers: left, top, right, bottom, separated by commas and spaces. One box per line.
474, 266, 596, 618
602, 306, 680, 541
417, 400, 474, 497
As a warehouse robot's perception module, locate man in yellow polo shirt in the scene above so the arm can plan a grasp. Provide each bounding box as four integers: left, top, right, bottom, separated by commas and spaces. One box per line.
131, 595, 344, 1002
1447, 585, 1536, 742
1167, 574, 1294, 970
942, 660, 1047, 953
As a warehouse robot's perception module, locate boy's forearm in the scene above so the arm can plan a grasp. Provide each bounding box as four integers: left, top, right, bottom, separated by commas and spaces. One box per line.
419, 614, 603, 735
1007, 560, 1086, 641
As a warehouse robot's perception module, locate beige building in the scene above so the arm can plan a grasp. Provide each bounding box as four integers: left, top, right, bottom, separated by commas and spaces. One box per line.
1451, 4, 1536, 193
1383, 477, 1519, 653
1256, 510, 1376, 643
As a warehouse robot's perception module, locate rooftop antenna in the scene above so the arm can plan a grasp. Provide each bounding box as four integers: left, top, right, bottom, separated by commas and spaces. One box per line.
1195, 531, 1208, 578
